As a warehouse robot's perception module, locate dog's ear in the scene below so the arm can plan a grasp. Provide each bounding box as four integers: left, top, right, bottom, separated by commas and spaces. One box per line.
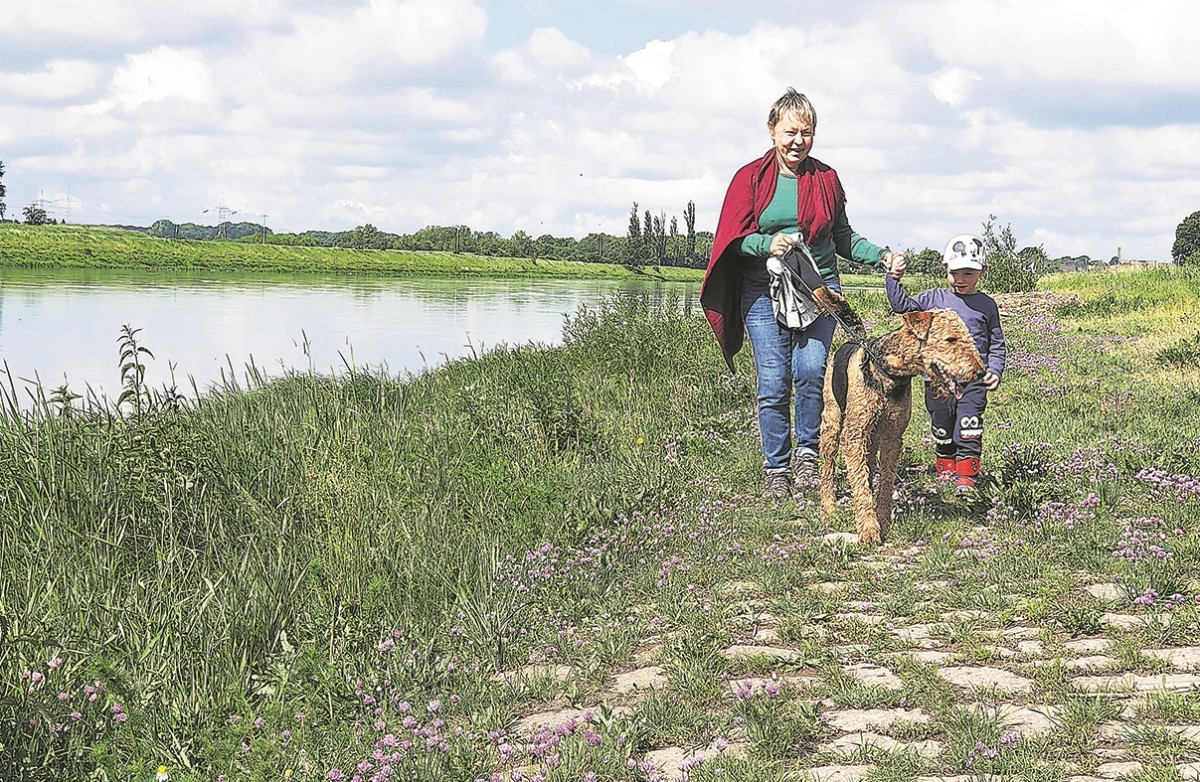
901, 310, 933, 341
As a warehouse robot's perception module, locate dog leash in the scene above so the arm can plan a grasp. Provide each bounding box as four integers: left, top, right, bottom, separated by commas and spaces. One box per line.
787, 263, 889, 369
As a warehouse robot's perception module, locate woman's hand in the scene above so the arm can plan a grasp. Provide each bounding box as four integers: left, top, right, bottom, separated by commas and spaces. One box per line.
769, 232, 797, 256
983, 371, 1000, 391
882, 251, 906, 280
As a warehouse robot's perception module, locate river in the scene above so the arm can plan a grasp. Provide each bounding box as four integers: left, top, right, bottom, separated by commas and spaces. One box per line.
0, 268, 700, 408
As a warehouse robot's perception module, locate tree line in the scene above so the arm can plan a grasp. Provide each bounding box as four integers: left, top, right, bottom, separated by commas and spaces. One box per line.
146, 200, 715, 269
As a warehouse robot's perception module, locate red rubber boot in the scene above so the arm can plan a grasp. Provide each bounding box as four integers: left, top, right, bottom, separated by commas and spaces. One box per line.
954, 457, 981, 491
935, 457, 956, 480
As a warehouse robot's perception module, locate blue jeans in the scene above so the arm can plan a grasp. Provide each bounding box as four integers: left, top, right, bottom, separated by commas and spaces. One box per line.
742, 278, 840, 472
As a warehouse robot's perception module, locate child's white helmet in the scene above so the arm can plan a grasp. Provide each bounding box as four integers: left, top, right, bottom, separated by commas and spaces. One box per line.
943, 234, 986, 271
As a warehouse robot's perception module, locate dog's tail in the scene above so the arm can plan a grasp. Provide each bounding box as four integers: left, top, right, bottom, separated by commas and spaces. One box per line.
814, 287, 866, 339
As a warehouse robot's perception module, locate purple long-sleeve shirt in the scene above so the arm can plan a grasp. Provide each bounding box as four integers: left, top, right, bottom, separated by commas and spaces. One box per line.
886, 275, 1007, 379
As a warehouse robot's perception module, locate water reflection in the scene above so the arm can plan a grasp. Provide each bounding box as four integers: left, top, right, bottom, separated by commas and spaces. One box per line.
0, 268, 699, 405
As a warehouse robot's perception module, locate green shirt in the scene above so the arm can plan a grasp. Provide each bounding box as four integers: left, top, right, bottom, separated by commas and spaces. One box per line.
737, 171, 887, 283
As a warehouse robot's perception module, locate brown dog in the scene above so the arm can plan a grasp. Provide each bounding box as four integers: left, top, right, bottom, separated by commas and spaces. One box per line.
818, 309, 985, 543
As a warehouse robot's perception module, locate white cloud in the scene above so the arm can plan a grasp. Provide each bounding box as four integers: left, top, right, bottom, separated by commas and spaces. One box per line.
0, 60, 105, 101
104, 47, 219, 112
929, 67, 982, 108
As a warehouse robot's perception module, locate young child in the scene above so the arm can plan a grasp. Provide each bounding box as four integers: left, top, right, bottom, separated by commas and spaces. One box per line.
885, 234, 1007, 490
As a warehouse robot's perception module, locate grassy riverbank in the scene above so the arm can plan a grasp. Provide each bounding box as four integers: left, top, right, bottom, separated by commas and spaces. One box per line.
3, 266, 1199, 781
0, 223, 889, 288
0, 223, 709, 281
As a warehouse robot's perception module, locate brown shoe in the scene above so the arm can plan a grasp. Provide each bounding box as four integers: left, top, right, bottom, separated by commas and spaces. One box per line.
764, 469, 791, 498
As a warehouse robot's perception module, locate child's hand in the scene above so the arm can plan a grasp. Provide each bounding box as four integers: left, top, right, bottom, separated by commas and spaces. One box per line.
983, 372, 1000, 390
882, 251, 906, 280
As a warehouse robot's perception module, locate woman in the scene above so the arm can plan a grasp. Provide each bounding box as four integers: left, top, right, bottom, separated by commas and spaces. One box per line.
701, 88, 902, 498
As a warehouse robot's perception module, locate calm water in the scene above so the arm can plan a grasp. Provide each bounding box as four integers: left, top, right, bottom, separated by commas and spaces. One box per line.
0, 268, 699, 406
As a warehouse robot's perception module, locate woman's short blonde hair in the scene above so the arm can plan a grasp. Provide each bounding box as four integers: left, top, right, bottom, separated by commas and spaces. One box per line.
767, 88, 817, 130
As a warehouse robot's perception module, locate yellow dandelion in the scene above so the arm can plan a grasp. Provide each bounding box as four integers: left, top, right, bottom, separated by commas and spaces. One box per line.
635, 436, 645, 445
284, 770, 294, 780
156, 766, 169, 782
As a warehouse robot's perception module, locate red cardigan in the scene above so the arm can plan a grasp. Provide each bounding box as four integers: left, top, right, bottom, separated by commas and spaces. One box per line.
700, 150, 845, 371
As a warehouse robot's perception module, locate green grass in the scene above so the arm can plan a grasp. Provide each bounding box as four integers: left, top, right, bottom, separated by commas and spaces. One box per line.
0, 223, 705, 281
2, 264, 1199, 780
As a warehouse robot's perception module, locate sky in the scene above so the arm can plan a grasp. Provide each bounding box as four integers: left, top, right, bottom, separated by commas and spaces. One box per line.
2, 0, 1198, 261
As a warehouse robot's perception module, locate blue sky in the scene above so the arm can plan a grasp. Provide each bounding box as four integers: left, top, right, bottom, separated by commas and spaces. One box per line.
1, 0, 1197, 260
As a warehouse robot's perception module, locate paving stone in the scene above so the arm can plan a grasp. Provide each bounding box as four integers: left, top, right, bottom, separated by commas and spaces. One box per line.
1063, 655, 1117, 672
978, 645, 1018, 660
1017, 640, 1047, 657
1001, 626, 1043, 640
810, 582, 847, 594
1166, 725, 1200, 742
754, 627, 783, 644
823, 707, 932, 732
997, 704, 1058, 735
1072, 672, 1200, 694
843, 663, 905, 691
1062, 639, 1113, 654
823, 532, 862, 546
1178, 762, 1200, 781
722, 644, 804, 663
643, 739, 747, 777
1100, 612, 1171, 629
716, 580, 761, 598
514, 705, 629, 736
894, 650, 955, 665
1084, 583, 1124, 601
820, 731, 942, 758
793, 765, 872, 782
728, 674, 814, 697
1095, 761, 1142, 778
1065, 777, 1108, 782
891, 623, 939, 643
611, 666, 667, 694
1144, 647, 1200, 671
914, 580, 950, 592
915, 776, 976, 782
935, 665, 1035, 694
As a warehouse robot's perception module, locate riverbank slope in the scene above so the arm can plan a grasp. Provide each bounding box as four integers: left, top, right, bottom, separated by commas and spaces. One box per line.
0, 223, 708, 281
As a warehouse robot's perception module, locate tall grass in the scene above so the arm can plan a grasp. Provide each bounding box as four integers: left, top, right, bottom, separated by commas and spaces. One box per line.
0, 294, 751, 777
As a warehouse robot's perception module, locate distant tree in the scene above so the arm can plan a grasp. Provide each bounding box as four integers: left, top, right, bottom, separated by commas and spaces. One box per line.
344, 223, 390, 249
907, 247, 943, 276
980, 214, 1036, 293
508, 229, 533, 258
1172, 210, 1200, 265
22, 203, 48, 225
651, 211, 666, 263
0, 160, 6, 220
626, 202, 643, 265
1017, 245, 1053, 276
683, 200, 697, 260
669, 215, 680, 263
